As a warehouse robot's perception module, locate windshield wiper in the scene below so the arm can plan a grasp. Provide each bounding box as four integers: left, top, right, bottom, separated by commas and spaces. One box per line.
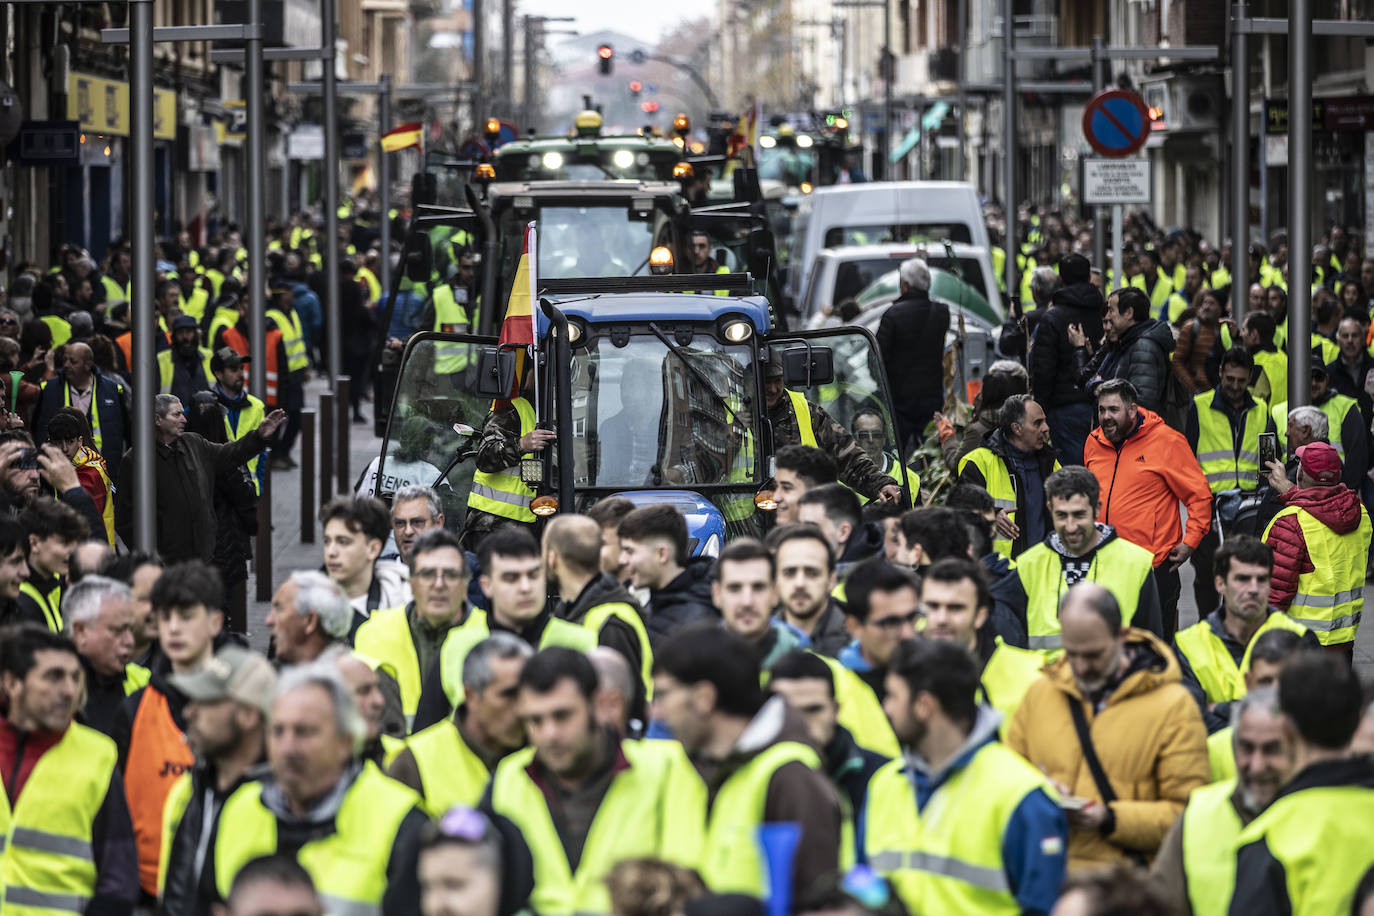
645, 321, 750, 432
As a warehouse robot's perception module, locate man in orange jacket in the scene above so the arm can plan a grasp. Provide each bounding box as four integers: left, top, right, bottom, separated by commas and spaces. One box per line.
1084, 378, 1212, 641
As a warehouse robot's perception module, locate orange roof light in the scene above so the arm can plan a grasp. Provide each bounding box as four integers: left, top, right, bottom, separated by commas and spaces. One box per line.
531, 495, 560, 517
597, 45, 614, 60
474, 163, 495, 180
673, 161, 694, 179
484, 118, 500, 135
673, 113, 690, 134
649, 246, 675, 274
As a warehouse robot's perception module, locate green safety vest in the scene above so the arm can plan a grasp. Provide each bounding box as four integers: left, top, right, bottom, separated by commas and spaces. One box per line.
438, 608, 597, 712
1313, 334, 1339, 366
1015, 537, 1154, 655
214, 762, 420, 915
354, 605, 434, 729
40, 315, 71, 348
812, 655, 900, 758
179, 287, 210, 322
468, 398, 538, 523
1232, 777, 1374, 915
1253, 349, 1287, 407
1181, 778, 1243, 916
1173, 612, 1308, 703
700, 741, 822, 896
266, 307, 308, 373
222, 394, 266, 491
1193, 392, 1268, 493
865, 741, 1053, 916
958, 448, 1060, 559
431, 285, 471, 373
858, 452, 920, 509
581, 602, 654, 699
0, 721, 117, 915
157, 348, 215, 394
1263, 504, 1372, 645
101, 275, 131, 304
20, 579, 62, 631
1271, 393, 1358, 459
207, 306, 240, 349
1149, 268, 1188, 323
490, 740, 706, 916
123, 662, 151, 695
785, 389, 817, 447
1207, 727, 1236, 782
1209, 265, 1232, 290
721, 394, 758, 524
980, 639, 1044, 727
53, 379, 118, 455
404, 719, 494, 817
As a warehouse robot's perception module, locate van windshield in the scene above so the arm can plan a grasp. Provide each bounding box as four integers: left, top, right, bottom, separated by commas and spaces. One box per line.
823, 223, 973, 246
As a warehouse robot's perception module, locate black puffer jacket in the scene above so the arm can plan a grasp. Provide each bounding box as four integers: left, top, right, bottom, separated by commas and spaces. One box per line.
1075, 318, 1176, 412
645, 555, 717, 645
1030, 282, 1105, 408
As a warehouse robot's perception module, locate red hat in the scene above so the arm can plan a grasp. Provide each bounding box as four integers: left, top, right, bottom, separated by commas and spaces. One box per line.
1297, 442, 1342, 484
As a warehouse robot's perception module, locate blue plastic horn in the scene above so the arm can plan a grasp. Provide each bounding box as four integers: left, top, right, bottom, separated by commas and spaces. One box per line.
758, 821, 802, 916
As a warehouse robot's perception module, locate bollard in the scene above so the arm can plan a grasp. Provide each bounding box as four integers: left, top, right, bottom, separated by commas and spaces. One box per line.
255, 464, 273, 602
336, 376, 350, 495
301, 409, 316, 543
319, 392, 335, 502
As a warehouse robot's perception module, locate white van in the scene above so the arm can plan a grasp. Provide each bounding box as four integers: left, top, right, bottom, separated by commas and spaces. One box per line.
787, 181, 994, 313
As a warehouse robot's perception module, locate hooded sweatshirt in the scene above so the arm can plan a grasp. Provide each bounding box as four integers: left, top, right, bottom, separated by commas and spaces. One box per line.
1030, 282, 1106, 408
1263, 483, 1369, 610
1084, 407, 1213, 567
900, 706, 1067, 915
645, 555, 718, 645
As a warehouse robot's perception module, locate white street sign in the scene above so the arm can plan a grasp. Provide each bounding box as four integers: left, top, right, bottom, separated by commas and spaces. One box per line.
1083, 158, 1151, 205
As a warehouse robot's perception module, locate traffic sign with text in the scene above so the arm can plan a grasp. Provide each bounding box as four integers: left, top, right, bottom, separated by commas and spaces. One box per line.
1083, 158, 1151, 205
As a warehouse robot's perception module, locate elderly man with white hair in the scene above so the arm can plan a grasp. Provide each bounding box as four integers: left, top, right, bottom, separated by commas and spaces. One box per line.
1256, 405, 1330, 533
876, 256, 950, 450
66, 574, 145, 735
208, 660, 429, 914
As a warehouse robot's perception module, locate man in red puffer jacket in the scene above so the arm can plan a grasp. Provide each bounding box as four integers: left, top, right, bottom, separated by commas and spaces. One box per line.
1261, 441, 1372, 663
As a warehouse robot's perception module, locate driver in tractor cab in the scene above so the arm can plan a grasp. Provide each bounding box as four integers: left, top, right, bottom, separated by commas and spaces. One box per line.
461, 369, 554, 550
764, 352, 902, 505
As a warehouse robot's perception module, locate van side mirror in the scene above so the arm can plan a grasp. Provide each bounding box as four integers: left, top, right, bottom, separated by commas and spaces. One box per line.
404, 235, 433, 283
475, 347, 517, 399
781, 346, 834, 387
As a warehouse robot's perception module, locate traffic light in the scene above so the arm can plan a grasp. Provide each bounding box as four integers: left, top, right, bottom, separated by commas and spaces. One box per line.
641, 100, 659, 114
598, 44, 614, 75
628, 80, 642, 96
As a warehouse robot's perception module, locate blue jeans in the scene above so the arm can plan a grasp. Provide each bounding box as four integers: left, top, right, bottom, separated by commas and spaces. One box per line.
1048, 402, 1094, 466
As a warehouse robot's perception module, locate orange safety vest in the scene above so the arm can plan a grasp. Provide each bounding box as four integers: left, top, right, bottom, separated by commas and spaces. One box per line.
124, 686, 194, 895
264, 328, 283, 406
221, 325, 250, 357
116, 329, 171, 373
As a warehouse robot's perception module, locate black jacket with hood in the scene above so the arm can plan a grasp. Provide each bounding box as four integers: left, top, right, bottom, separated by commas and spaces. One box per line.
1075, 317, 1176, 412
1031, 281, 1106, 409
645, 555, 717, 645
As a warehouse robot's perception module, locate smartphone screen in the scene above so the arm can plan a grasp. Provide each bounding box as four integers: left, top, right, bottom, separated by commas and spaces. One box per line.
1257, 432, 1278, 485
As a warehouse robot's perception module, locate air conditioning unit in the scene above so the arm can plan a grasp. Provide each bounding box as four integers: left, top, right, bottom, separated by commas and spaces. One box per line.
1166, 73, 1223, 132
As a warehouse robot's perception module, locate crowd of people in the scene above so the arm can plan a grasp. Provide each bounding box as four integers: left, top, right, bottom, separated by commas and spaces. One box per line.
8, 195, 1374, 916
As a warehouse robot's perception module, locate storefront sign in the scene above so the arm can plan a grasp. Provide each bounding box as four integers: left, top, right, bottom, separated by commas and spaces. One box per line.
67, 72, 176, 140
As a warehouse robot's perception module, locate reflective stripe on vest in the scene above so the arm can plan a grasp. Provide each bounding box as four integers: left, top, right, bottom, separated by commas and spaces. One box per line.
865, 742, 1052, 915
438, 609, 597, 713
432, 285, 471, 373
267, 308, 308, 372
0, 723, 116, 914
1193, 392, 1267, 493
785, 389, 817, 448
468, 398, 538, 522
1181, 779, 1243, 916
581, 602, 654, 699
700, 740, 821, 896
20, 580, 62, 631
405, 719, 493, 817
214, 763, 419, 914
1173, 613, 1308, 703
354, 606, 422, 729
491, 739, 706, 916
1263, 504, 1372, 645
1015, 538, 1154, 655
125, 687, 194, 895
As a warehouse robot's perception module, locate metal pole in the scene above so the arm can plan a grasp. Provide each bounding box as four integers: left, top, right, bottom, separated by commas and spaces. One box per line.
1112, 205, 1124, 291
247, 0, 268, 403
473, 0, 485, 123
1231, 3, 1251, 322
956, 0, 967, 180
300, 409, 316, 543
1287, 0, 1312, 408
1091, 35, 1106, 275
523, 16, 534, 129
882, 0, 892, 181
378, 76, 392, 297
336, 376, 350, 494
131, 0, 156, 553
322, 0, 342, 383
502, 0, 514, 119
255, 471, 272, 601
1002, 0, 1017, 300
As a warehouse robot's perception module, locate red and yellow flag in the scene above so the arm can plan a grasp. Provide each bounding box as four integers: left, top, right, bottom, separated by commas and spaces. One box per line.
496, 224, 538, 404
381, 121, 423, 152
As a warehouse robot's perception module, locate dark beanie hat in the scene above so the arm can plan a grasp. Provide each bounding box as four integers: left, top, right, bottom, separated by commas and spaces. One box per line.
1059, 252, 1091, 285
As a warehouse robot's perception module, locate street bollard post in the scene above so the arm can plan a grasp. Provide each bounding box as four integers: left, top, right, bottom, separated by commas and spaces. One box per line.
336, 376, 351, 495
320, 392, 335, 502
301, 408, 316, 543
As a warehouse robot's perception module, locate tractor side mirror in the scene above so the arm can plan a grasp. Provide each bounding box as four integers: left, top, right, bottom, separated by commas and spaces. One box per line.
781, 346, 834, 387
474, 347, 517, 399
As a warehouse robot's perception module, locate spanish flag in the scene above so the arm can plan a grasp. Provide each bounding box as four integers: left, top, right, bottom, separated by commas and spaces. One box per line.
381, 121, 423, 153
496, 224, 538, 404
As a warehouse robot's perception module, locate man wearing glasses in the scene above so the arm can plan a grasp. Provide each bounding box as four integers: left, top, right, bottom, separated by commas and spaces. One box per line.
837, 557, 920, 701
390, 485, 446, 564
356, 528, 479, 731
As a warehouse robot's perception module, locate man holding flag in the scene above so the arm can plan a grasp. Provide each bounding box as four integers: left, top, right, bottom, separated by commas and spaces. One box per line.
462, 225, 548, 549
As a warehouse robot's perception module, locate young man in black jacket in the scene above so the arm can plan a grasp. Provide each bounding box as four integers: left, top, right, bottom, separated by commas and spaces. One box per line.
1030, 253, 1104, 465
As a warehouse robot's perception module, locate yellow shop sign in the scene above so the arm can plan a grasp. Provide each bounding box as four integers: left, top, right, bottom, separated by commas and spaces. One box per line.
67, 72, 176, 140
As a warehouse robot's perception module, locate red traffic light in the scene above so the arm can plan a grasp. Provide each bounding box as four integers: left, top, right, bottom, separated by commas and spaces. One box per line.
597, 45, 614, 60
641, 100, 660, 113
628, 80, 643, 93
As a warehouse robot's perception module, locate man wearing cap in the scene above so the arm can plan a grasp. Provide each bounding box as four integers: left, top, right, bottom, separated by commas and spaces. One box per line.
1269, 366, 1369, 495
159, 645, 275, 916
764, 353, 901, 505
1262, 441, 1373, 662
159, 314, 215, 406
211, 346, 267, 491
32, 338, 131, 481
266, 283, 308, 471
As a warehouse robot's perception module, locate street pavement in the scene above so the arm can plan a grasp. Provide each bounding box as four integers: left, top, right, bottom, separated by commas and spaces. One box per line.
241, 394, 1374, 676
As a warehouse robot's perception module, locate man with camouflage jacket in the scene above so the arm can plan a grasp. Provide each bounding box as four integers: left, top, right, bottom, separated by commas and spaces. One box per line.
460, 398, 555, 549
764, 359, 901, 503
